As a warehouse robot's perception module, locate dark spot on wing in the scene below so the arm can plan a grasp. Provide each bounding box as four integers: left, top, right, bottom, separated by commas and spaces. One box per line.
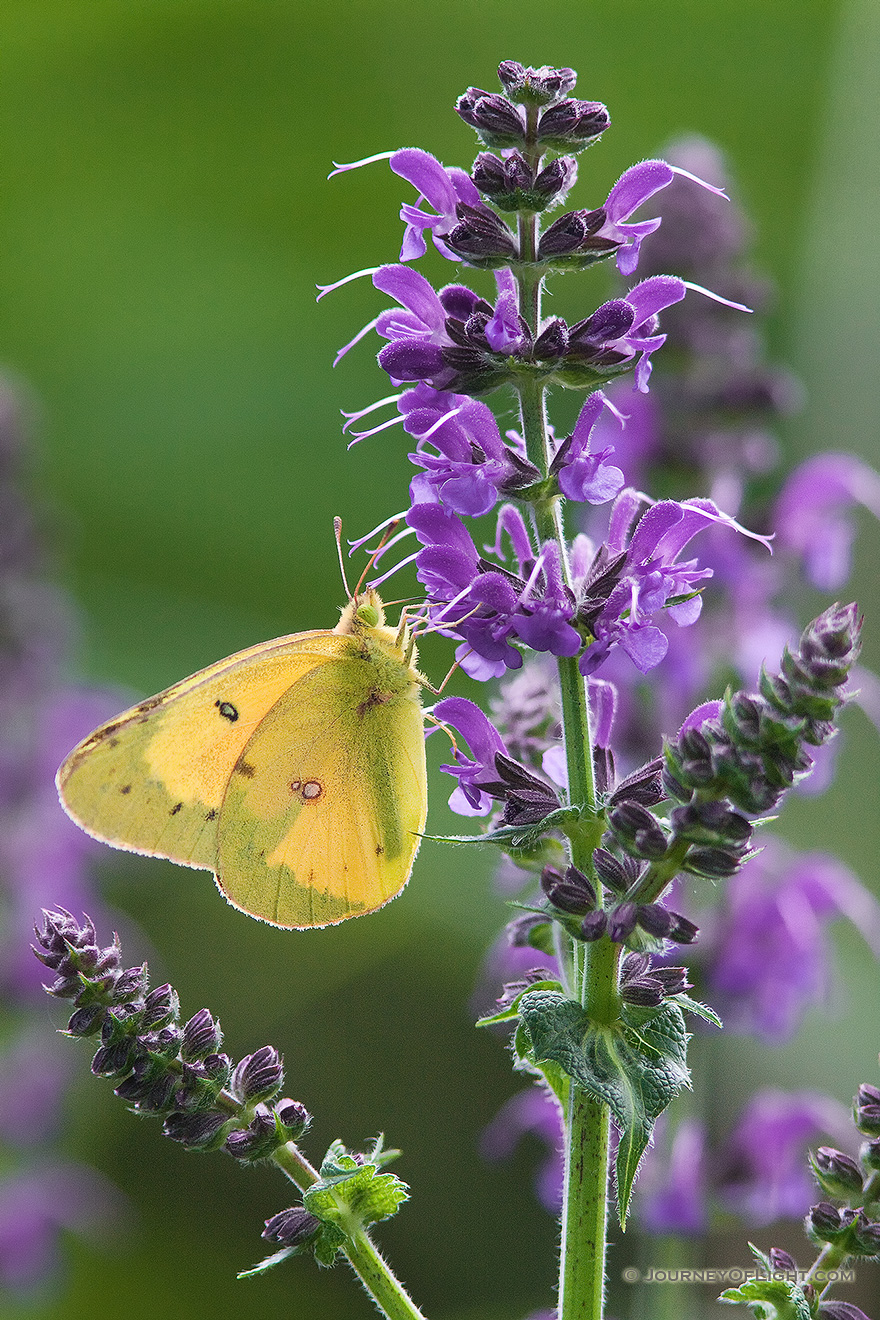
120, 785, 132, 795
205, 809, 217, 821
170, 803, 183, 816
302, 780, 323, 801
109, 738, 120, 748
215, 700, 239, 722
376, 844, 384, 856
236, 761, 256, 778
356, 688, 392, 719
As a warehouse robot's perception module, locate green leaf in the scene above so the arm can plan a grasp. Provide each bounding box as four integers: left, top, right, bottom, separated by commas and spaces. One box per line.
719, 1278, 812, 1320
673, 994, 723, 1027
421, 807, 580, 851
238, 1246, 297, 1279
304, 1145, 409, 1237
517, 991, 690, 1226
475, 980, 563, 1027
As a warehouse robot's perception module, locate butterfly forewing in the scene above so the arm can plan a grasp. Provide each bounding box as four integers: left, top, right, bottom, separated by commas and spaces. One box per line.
56, 631, 339, 868
216, 636, 427, 928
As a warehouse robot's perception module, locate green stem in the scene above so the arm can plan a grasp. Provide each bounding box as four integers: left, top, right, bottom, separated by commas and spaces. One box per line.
272, 1144, 428, 1320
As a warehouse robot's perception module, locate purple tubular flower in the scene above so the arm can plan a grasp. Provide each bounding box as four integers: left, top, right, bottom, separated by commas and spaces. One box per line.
702, 838, 880, 1041
551, 392, 625, 504
580, 493, 771, 677
374, 264, 459, 388
402, 382, 536, 517
433, 696, 509, 815
715, 1089, 853, 1224
390, 147, 482, 261
597, 159, 729, 277
774, 452, 880, 591
569, 276, 686, 392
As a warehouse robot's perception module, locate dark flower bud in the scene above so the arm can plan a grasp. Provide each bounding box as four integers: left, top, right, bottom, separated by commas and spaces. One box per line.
621, 952, 650, 980
592, 848, 632, 895
608, 758, 665, 809
768, 1247, 797, 1272
101, 1002, 143, 1044
113, 964, 148, 1002
797, 602, 862, 688
670, 799, 753, 849
230, 1047, 283, 1103
723, 691, 763, 747
262, 1206, 322, 1248
580, 910, 608, 942
145, 1026, 183, 1059
496, 61, 577, 106
181, 1009, 223, 1060
855, 1086, 880, 1136
652, 966, 690, 997
682, 846, 743, 879
274, 1099, 311, 1141
540, 864, 596, 915
534, 156, 578, 201
569, 298, 635, 349
852, 1216, 880, 1255
48, 972, 86, 1000
162, 1109, 229, 1150
634, 904, 674, 939
114, 1058, 177, 1112
66, 1003, 107, 1037
620, 977, 665, 1007
496, 967, 551, 1010
447, 203, 518, 263
202, 1052, 233, 1086
537, 99, 610, 150
808, 1201, 843, 1239
859, 1137, 880, 1171
668, 914, 699, 945
607, 902, 638, 943
456, 89, 526, 147
533, 318, 569, 360
819, 1302, 874, 1320
538, 211, 590, 258
226, 1110, 283, 1162
813, 1146, 865, 1198
802, 1285, 816, 1308
142, 983, 180, 1029
607, 801, 668, 860
91, 1039, 140, 1078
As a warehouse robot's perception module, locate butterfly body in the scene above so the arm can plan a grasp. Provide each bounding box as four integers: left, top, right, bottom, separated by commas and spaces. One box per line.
57, 593, 428, 928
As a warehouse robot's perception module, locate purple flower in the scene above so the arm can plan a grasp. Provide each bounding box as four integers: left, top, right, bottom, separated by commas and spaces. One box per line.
481, 1087, 564, 1212
579, 492, 772, 677
408, 504, 582, 679
550, 392, 625, 505
700, 838, 880, 1040
774, 452, 880, 591
714, 1090, 853, 1225
403, 383, 537, 517
596, 159, 729, 277
569, 276, 686, 392
637, 1117, 709, 1236
374, 264, 463, 389
389, 147, 483, 261
433, 696, 509, 815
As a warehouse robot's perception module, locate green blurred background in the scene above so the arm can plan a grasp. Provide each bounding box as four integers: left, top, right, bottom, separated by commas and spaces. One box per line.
4, 0, 880, 1316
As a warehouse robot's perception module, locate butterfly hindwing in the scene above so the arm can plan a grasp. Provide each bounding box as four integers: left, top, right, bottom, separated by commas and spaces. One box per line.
216, 638, 427, 928
57, 631, 341, 869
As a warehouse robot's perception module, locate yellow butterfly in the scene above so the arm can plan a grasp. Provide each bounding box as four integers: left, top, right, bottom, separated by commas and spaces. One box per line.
57, 590, 427, 929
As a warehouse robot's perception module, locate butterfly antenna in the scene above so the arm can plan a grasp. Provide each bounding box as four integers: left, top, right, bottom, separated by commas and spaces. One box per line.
354, 519, 401, 600
333, 516, 353, 601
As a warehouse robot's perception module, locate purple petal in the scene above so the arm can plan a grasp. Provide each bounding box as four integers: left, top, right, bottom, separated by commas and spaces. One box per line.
434, 696, 508, 769
378, 340, 444, 381
373, 264, 446, 328
619, 625, 669, 672
588, 677, 618, 748
604, 159, 676, 223
391, 148, 459, 214
625, 275, 687, 327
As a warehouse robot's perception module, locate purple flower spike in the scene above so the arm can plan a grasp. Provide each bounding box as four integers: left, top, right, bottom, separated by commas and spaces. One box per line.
599, 159, 729, 277
774, 452, 880, 590
434, 696, 509, 815
390, 147, 482, 261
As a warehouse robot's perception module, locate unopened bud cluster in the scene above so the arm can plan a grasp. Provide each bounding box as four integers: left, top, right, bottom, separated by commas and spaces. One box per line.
539, 863, 697, 949
596, 605, 860, 893
33, 909, 310, 1162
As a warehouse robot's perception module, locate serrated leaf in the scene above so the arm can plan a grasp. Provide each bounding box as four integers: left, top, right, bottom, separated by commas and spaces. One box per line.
719, 1277, 812, 1320
312, 1222, 348, 1268
362, 1135, 401, 1169
517, 991, 690, 1226
304, 1162, 409, 1234
673, 994, 723, 1027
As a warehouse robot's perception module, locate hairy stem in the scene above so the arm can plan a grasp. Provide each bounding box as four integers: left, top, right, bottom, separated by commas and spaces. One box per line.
272, 1144, 428, 1320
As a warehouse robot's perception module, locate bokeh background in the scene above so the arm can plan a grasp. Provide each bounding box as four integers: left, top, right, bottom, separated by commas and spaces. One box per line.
3, 0, 880, 1316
